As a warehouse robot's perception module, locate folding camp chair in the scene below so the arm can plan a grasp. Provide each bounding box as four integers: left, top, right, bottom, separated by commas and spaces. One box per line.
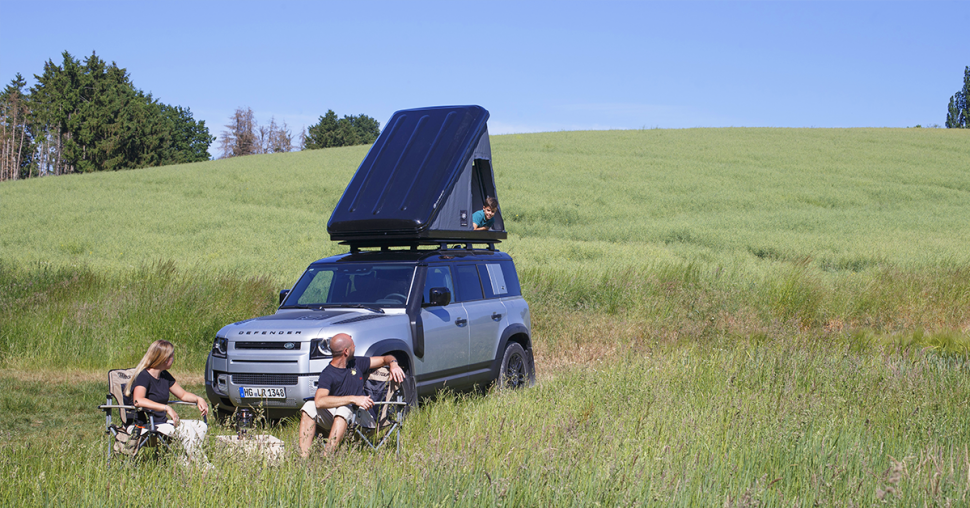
304, 367, 415, 454
352, 366, 415, 452
97, 368, 203, 464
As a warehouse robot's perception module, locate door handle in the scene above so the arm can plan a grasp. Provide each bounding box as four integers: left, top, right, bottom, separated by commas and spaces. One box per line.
455, 318, 467, 326
491, 312, 502, 321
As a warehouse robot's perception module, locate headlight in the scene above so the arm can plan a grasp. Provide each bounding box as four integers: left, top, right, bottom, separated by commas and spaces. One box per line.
212, 336, 228, 358
309, 338, 332, 359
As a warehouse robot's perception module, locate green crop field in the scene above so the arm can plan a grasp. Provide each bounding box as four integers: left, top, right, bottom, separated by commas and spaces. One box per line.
1, 128, 969, 506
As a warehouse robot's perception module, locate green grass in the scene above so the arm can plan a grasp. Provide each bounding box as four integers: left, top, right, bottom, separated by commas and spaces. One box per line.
0, 261, 278, 370
1, 127, 969, 505
2, 334, 968, 506
3, 129, 969, 279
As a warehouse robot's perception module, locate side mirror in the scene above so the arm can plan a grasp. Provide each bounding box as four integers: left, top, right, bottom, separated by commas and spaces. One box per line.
427, 287, 451, 307
279, 289, 290, 306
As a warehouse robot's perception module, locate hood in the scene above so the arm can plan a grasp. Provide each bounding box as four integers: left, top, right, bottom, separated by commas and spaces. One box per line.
218, 309, 381, 339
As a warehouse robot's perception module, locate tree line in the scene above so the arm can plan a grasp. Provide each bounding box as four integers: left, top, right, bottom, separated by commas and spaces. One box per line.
0, 51, 214, 181
945, 66, 969, 129
217, 108, 380, 158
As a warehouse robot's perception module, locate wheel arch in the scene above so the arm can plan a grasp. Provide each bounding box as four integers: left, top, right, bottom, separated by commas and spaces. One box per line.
488, 324, 534, 383
362, 338, 415, 373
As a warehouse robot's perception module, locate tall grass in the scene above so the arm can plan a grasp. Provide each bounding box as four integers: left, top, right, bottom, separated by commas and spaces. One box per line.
0, 261, 277, 371
2, 128, 969, 505
2, 332, 968, 506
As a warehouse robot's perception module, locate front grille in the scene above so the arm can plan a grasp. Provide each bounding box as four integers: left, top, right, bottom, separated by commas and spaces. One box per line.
231, 374, 300, 386
235, 341, 301, 350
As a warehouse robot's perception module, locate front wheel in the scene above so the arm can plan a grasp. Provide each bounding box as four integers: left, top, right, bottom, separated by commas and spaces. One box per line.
498, 342, 534, 389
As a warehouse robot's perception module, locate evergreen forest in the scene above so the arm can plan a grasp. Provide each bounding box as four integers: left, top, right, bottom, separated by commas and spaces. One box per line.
0, 51, 214, 181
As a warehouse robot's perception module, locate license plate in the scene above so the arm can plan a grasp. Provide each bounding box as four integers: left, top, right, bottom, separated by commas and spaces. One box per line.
239, 386, 286, 399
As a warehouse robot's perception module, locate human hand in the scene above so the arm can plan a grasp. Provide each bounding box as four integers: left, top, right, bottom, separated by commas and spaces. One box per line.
166, 405, 180, 426
390, 363, 405, 383
196, 398, 209, 418
353, 396, 374, 410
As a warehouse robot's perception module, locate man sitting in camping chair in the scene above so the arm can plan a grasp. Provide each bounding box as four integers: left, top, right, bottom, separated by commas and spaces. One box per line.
298, 333, 406, 457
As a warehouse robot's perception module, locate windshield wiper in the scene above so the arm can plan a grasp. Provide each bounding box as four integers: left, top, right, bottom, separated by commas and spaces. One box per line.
335, 304, 385, 314
280, 304, 327, 310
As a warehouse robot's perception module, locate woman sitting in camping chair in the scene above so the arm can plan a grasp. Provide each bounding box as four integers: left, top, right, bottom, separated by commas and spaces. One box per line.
125, 339, 209, 464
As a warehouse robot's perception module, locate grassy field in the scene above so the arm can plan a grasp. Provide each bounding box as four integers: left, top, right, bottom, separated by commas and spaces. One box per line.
1, 127, 969, 506
3, 128, 969, 278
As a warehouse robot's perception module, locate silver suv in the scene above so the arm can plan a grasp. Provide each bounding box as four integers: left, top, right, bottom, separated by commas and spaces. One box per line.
204, 243, 534, 419
206, 105, 534, 418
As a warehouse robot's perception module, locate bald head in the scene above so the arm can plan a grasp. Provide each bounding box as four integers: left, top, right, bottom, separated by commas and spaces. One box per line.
330, 333, 353, 357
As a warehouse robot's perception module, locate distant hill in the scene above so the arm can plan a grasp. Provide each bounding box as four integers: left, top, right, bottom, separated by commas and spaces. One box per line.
2, 128, 968, 280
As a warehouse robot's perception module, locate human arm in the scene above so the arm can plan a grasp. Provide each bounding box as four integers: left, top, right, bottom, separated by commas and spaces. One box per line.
472, 210, 491, 231
369, 354, 406, 383
314, 387, 374, 411
132, 385, 181, 426
170, 381, 209, 418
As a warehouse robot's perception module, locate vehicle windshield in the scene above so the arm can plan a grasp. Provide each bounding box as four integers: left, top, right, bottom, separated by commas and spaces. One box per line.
282, 264, 415, 308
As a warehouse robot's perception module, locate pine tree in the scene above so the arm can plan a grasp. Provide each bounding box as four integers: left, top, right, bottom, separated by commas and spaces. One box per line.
23, 50, 214, 174
0, 74, 32, 180
945, 66, 969, 128
303, 110, 380, 150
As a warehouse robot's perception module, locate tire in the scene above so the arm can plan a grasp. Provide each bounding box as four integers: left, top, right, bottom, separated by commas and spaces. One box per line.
498, 342, 533, 389
399, 375, 418, 415
382, 373, 417, 425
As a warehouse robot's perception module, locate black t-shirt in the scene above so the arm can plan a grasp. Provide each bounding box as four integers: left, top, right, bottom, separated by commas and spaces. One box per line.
315, 356, 372, 398
127, 369, 176, 425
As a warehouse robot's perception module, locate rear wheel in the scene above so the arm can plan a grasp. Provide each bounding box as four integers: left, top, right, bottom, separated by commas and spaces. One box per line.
498, 342, 533, 389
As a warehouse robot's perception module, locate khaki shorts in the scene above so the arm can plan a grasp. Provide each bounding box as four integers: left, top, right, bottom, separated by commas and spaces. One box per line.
301, 400, 355, 429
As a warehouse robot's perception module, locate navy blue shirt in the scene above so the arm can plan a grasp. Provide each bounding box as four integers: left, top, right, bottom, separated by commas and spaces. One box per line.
316, 356, 372, 398
128, 369, 176, 425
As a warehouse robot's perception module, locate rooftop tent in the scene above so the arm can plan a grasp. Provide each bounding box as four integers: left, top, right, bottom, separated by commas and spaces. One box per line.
328, 105, 505, 245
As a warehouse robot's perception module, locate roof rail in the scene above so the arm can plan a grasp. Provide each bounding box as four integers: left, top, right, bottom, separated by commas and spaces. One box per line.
344, 238, 499, 254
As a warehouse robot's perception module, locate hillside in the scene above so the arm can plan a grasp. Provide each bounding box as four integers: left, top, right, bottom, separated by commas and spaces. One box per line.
2, 128, 969, 505
2, 128, 968, 282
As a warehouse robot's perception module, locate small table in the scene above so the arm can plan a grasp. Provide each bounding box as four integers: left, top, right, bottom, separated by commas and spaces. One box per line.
215, 434, 285, 462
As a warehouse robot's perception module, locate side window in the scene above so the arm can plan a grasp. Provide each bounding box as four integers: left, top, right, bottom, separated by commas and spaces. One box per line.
454, 264, 484, 302
499, 260, 521, 296
478, 263, 509, 299
423, 266, 454, 304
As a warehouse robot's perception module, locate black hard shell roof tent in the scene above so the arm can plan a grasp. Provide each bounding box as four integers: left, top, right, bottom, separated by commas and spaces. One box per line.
328, 105, 505, 249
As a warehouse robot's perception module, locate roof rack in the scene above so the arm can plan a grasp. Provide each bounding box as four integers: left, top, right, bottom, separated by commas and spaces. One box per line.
344, 238, 499, 254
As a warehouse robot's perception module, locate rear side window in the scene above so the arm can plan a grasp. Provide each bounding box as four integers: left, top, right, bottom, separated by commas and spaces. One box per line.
499, 260, 521, 296
454, 264, 483, 302
478, 263, 510, 299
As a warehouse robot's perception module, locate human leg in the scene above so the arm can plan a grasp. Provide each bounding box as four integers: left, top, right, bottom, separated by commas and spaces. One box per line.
156, 420, 209, 465
299, 400, 334, 457
324, 405, 355, 455
174, 420, 209, 464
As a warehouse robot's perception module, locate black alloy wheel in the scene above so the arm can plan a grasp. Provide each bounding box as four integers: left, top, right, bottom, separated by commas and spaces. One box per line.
499, 342, 530, 389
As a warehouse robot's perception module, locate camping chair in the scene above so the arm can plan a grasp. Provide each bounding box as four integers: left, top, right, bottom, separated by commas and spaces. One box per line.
305, 366, 415, 453
352, 366, 415, 452
97, 368, 203, 464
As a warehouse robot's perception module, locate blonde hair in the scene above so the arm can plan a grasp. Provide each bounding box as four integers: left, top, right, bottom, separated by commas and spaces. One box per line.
125, 340, 175, 396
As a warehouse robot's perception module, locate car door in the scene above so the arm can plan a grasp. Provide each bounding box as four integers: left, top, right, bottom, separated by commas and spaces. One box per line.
455, 263, 506, 368
415, 265, 469, 377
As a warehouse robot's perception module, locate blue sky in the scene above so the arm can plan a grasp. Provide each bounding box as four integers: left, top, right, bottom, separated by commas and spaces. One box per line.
1, 1, 967, 155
